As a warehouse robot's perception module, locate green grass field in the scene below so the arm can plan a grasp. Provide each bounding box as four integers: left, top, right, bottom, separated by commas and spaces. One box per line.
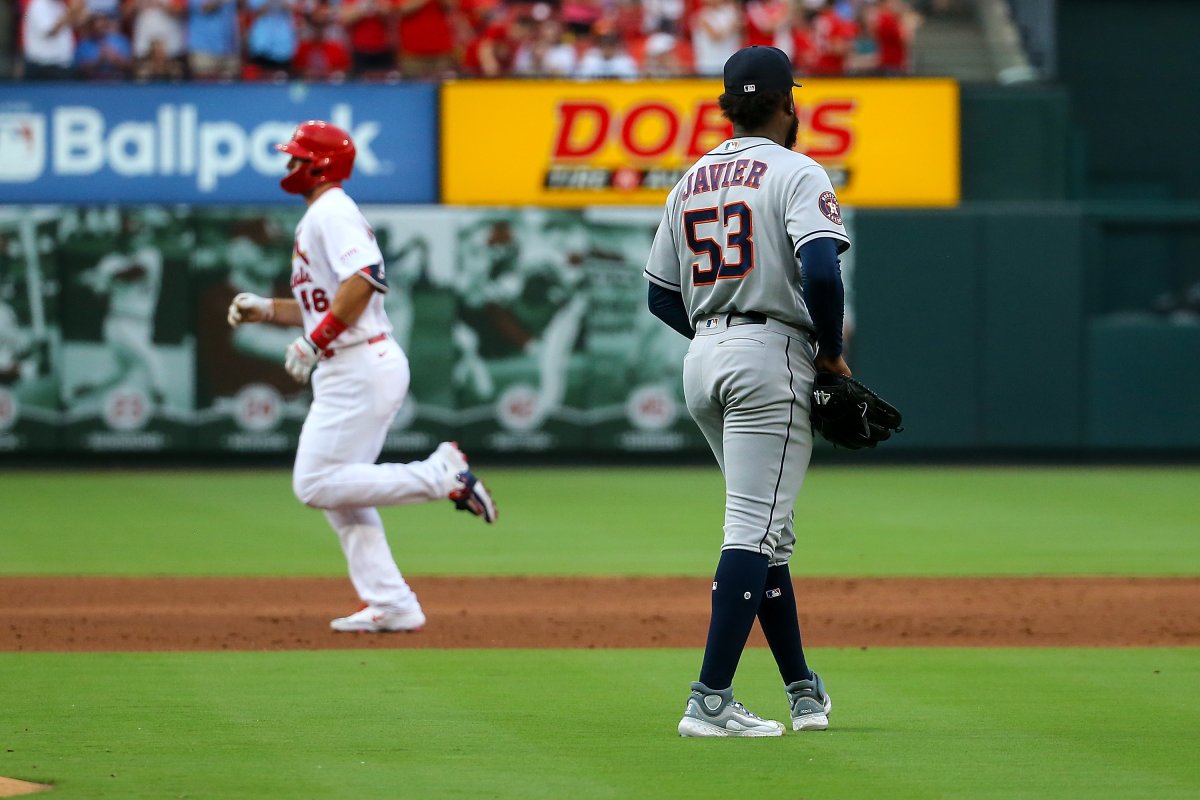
2, 466, 1198, 576
4, 649, 1198, 799
2, 466, 1198, 798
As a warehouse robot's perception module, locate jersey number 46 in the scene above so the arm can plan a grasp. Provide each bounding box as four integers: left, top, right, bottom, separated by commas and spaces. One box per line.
684, 202, 755, 286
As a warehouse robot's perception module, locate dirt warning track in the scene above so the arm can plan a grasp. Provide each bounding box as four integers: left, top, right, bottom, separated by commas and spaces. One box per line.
3, 576, 1198, 652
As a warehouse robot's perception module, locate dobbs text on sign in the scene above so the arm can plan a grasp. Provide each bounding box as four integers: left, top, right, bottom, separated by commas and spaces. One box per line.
441, 79, 958, 207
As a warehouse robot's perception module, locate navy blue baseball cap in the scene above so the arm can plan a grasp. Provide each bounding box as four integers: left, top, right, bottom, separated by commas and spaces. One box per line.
723, 46, 802, 96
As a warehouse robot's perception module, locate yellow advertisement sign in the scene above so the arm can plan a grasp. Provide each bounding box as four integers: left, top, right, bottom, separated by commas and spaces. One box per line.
441, 79, 959, 207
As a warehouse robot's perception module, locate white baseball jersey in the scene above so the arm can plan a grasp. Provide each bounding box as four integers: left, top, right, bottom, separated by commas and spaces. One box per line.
643, 135, 850, 331
286, 188, 440, 622
291, 187, 391, 347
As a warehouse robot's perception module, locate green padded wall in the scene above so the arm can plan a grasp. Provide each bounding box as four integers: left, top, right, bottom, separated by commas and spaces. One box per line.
959, 86, 1074, 202
854, 207, 1088, 450
852, 211, 984, 448
1086, 319, 1200, 448
979, 207, 1085, 447
1058, 0, 1200, 203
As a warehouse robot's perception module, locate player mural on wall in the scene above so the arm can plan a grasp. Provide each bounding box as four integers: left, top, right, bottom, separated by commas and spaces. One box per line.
71, 214, 169, 409
221, 227, 301, 369
55, 207, 195, 448
190, 213, 312, 450
0, 217, 56, 395
0, 282, 31, 387
451, 212, 590, 434
0, 212, 62, 451
226, 120, 498, 633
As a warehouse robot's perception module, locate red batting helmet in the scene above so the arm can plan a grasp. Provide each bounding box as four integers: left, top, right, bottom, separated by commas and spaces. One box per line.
275, 120, 356, 195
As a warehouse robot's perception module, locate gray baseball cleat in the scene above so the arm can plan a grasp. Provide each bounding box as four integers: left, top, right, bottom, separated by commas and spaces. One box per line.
678, 681, 785, 737
785, 671, 832, 731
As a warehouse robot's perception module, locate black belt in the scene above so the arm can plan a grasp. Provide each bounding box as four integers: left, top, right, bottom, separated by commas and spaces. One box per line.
724, 311, 817, 345
726, 311, 767, 326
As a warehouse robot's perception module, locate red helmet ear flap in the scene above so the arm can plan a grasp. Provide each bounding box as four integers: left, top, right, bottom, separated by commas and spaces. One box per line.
280, 158, 316, 194
275, 121, 356, 195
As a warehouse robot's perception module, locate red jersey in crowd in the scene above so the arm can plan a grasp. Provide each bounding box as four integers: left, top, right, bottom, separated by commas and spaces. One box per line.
463, 20, 519, 76
342, 0, 393, 56
458, 0, 502, 29
791, 23, 816, 74
810, 8, 857, 75
294, 36, 352, 78
872, 6, 908, 73
744, 0, 790, 50
397, 0, 454, 57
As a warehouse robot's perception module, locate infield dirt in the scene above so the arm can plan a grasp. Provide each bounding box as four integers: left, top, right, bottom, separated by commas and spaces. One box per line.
3, 576, 1198, 651
0, 777, 52, 797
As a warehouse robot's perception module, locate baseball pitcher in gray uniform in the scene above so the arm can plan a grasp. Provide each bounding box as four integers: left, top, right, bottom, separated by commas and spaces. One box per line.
644, 46, 850, 737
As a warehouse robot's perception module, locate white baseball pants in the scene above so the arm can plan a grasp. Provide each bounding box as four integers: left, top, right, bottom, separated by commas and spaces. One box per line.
292, 334, 451, 613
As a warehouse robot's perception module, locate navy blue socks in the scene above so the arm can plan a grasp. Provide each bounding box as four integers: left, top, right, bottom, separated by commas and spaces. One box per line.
756, 563, 812, 684
698, 549, 770, 690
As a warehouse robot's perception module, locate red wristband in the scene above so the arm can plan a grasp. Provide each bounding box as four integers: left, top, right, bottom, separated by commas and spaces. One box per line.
309, 312, 348, 350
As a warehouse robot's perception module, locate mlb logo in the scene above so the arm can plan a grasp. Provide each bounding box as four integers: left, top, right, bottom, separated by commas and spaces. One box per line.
743, 84, 756, 92
0, 113, 46, 183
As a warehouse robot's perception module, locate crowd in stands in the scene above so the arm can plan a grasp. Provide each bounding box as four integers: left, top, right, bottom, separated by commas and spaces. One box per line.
15, 0, 925, 83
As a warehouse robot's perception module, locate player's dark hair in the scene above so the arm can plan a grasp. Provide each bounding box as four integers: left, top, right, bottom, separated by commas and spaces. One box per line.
719, 90, 790, 132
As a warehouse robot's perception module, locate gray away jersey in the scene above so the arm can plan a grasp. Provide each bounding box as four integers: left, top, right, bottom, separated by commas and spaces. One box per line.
643, 136, 850, 331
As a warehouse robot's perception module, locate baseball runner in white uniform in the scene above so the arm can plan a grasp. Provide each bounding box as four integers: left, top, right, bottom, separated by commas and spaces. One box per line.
644, 47, 848, 736
227, 120, 498, 633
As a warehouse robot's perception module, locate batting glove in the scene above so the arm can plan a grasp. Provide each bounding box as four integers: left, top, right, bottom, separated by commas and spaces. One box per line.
284, 335, 321, 384
227, 292, 275, 327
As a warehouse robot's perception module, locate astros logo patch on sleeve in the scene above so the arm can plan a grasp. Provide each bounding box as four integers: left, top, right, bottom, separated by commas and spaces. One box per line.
818, 191, 843, 225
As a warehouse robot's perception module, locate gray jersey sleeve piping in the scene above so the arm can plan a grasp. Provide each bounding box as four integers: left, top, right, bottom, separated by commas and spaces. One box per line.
644, 269, 682, 289
793, 229, 851, 254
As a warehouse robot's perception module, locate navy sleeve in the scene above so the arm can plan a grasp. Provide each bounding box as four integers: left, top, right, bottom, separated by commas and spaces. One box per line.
647, 283, 694, 339
796, 237, 845, 359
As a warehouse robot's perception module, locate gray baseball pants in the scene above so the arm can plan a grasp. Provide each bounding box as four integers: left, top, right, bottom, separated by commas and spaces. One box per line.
683, 314, 817, 566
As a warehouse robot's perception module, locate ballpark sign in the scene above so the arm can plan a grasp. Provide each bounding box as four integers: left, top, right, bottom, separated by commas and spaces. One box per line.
442, 79, 959, 207
0, 84, 436, 203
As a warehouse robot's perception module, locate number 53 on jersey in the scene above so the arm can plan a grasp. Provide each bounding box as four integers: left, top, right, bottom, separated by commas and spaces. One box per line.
684, 201, 756, 286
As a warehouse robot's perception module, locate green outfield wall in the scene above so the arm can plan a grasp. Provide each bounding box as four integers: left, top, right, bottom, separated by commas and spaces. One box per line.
3, 201, 1197, 457
853, 204, 1200, 451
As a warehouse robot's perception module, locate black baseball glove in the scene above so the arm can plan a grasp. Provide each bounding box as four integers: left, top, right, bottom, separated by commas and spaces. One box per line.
810, 372, 903, 450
